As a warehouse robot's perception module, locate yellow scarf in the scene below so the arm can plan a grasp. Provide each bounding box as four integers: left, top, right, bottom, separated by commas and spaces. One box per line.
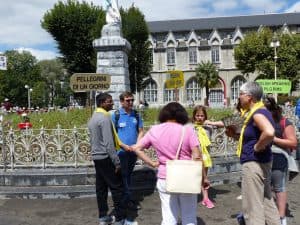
194, 124, 212, 167
95, 107, 121, 150
236, 101, 265, 157
194, 124, 211, 151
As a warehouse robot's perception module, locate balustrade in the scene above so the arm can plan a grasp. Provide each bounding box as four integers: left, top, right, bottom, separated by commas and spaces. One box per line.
0, 107, 298, 170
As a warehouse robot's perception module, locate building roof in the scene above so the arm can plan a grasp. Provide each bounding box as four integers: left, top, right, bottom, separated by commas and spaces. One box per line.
148, 12, 300, 33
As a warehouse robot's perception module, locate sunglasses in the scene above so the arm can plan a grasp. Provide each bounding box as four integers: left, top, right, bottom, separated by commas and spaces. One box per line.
125, 99, 134, 103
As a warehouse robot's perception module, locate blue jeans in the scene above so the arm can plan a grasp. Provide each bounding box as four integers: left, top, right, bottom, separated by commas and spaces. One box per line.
118, 150, 137, 202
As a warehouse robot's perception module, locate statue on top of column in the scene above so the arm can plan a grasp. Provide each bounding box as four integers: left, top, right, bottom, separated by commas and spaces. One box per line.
104, 0, 121, 24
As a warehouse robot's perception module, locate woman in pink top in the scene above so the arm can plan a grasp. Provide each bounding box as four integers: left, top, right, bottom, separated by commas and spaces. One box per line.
132, 102, 209, 225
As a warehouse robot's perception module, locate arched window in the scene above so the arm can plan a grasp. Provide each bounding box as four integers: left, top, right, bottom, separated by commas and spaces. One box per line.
186, 78, 201, 101
231, 76, 246, 103
144, 79, 158, 103
164, 84, 176, 102
209, 81, 223, 107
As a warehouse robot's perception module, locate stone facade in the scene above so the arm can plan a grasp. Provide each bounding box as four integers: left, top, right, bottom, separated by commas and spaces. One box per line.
140, 13, 300, 108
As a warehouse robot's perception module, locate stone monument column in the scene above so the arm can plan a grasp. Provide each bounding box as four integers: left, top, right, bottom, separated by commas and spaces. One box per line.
93, 1, 131, 109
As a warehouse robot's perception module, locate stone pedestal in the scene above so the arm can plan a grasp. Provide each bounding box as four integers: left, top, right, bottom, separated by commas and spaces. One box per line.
93, 23, 131, 108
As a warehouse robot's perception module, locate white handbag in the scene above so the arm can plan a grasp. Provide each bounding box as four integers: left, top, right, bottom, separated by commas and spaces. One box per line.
166, 126, 203, 194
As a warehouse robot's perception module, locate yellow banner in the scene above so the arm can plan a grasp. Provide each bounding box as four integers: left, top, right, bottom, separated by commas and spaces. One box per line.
165, 70, 184, 89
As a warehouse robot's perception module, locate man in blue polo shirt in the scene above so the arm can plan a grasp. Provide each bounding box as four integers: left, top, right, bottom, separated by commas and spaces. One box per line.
111, 92, 144, 214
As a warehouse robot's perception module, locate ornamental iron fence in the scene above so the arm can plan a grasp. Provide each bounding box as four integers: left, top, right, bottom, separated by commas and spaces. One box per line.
0, 107, 298, 170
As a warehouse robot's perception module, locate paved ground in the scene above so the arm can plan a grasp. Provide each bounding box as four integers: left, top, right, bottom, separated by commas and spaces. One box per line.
0, 175, 299, 225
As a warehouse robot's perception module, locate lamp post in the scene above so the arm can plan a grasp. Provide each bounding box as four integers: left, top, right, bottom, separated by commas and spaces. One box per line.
134, 57, 139, 105
24, 85, 33, 109
270, 38, 280, 102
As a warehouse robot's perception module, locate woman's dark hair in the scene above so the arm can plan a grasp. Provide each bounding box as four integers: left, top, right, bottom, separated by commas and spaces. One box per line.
192, 105, 207, 123
236, 98, 242, 113
158, 102, 189, 125
264, 96, 282, 122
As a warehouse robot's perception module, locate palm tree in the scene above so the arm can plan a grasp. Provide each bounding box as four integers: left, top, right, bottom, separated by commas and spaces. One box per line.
195, 61, 219, 106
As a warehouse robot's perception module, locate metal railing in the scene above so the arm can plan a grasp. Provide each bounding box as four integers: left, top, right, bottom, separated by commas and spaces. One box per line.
0, 125, 91, 170
0, 107, 298, 170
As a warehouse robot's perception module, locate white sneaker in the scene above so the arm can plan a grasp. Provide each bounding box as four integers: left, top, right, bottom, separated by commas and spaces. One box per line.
114, 220, 124, 225
99, 215, 115, 225
123, 219, 138, 225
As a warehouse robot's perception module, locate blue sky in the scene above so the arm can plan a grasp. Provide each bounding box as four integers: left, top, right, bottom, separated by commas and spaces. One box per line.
0, 0, 300, 61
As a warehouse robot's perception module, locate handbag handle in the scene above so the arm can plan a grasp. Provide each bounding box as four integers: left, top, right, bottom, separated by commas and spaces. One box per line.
175, 126, 186, 160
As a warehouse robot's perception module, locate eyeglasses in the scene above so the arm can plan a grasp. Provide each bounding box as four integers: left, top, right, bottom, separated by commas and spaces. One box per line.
125, 99, 134, 103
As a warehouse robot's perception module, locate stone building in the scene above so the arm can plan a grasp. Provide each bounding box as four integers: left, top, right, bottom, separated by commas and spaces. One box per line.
139, 12, 300, 107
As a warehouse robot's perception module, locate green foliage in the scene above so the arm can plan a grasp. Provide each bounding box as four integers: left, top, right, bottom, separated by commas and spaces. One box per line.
42, 2, 151, 97
3, 107, 234, 130
41, 0, 104, 73
37, 59, 70, 107
141, 107, 233, 126
234, 28, 300, 90
4, 108, 92, 130
121, 6, 151, 93
0, 50, 43, 107
205, 108, 233, 121
195, 61, 219, 105
31, 81, 48, 107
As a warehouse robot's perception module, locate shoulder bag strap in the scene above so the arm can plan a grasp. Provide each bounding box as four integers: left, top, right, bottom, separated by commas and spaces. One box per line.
175, 126, 186, 160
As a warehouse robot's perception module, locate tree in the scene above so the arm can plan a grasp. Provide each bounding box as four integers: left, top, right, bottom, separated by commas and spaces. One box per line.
41, 0, 105, 74
41, 1, 151, 100
234, 28, 300, 89
121, 6, 151, 94
37, 59, 71, 107
0, 50, 44, 108
195, 61, 219, 106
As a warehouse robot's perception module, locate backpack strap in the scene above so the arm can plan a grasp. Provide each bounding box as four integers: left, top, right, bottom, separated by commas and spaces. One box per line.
114, 110, 120, 132
133, 109, 140, 133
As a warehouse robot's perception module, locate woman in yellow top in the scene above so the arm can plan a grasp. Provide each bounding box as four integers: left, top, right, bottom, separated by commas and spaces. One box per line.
192, 105, 224, 209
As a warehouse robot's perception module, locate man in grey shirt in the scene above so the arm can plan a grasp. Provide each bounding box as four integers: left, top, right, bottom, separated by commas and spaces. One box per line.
88, 92, 125, 225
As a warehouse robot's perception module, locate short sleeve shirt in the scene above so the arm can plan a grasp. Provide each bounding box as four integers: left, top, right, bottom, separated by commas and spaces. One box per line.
139, 122, 200, 179
111, 107, 143, 150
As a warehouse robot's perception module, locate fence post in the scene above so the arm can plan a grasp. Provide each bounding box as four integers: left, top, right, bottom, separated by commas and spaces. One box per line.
0, 114, 6, 171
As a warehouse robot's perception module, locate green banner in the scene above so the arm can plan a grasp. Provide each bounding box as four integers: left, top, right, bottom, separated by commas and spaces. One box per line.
256, 79, 291, 94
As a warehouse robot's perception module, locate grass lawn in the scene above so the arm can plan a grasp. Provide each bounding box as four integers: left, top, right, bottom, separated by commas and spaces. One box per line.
2, 107, 234, 130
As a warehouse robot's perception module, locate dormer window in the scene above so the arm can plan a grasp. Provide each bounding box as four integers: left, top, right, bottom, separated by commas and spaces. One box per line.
189, 46, 197, 64
211, 46, 220, 63
167, 47, 175, 64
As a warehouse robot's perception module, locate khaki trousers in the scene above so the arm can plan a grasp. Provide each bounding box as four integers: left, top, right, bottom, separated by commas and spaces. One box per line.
242, 161, 280, 225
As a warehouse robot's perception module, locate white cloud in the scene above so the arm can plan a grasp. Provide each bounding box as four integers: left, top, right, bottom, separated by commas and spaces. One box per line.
285, 1, 300, 12
0, 0, 296, 58
16, 47, 59, 61
120, 0, 212, 20
241, 0, 286, 14
212, 0, 239, 12
0, 1, 55, 46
